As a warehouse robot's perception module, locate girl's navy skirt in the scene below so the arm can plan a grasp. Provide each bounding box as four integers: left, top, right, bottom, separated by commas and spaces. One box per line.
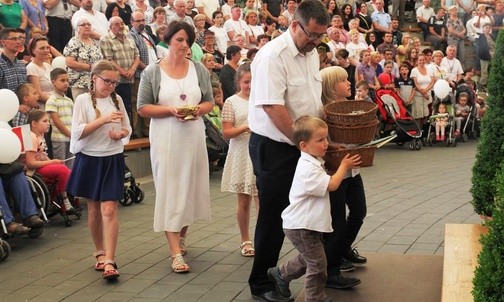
66, 152, 125, 201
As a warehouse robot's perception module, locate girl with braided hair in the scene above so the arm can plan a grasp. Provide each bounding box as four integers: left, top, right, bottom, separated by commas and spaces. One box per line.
66, 60, 132, 281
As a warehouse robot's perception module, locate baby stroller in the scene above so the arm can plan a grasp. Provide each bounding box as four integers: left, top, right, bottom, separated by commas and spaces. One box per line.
203, 116, 228, 174
454, 83, 479, 142
425, 97, 457, 147
375, 89, 423, 150
119, 160, 144, 206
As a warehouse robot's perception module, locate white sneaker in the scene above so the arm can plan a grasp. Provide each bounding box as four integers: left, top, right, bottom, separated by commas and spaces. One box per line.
63, 198, 75, 213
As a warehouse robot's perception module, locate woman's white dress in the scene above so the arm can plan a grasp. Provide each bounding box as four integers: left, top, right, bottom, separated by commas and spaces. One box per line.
220, 95, 257, 196
151, 62, 211, 232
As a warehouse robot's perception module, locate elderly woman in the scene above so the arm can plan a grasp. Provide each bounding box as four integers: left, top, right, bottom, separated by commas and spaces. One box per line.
201, 30, 224, 72
244, 10, 264, 49
193, 13, 207, 47
63, 17, 104, 99
131, 0, 154, 24
137, 21, 214, 274
446, 5, 466, 62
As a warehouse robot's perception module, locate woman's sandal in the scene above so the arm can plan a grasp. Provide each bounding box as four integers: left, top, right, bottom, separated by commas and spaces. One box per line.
171, 253, 190, 273
102, 260, 120, 280
93, 250, 106, 271
179, 237, 187, 256
240, 241, 255, 257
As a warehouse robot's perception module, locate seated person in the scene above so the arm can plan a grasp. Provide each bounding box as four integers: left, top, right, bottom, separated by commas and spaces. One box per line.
454, 92, 471, 137
0, 162, 45, 235
21, 110, 74, 213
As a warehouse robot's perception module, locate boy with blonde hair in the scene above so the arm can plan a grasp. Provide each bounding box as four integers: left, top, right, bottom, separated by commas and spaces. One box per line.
268, 116, 361, 302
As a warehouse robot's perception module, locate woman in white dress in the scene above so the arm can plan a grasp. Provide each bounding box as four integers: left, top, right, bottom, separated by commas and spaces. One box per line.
220, 62, 258, 257
137, 21, 214, 274
410, 53, 436, 126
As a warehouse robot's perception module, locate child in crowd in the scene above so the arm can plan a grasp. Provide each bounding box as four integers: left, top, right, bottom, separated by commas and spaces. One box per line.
454, 92, 471, 137
355, 80, 373, 102
378, 60, 396, 90
395, 63, 415, 111
207, 86, 223, 131
23, 110, 74, 213
476, 95, 486, 119
277, 15, 289, 32
434, 103, 449, 141
220, 62, 258, 257
267, 116, 361, 302
45, 68, 74, 169
66, 60, 131, 280
13, 83, 40, 127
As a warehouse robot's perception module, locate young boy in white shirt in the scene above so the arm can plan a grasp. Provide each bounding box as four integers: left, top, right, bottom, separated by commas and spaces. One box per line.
267, 116, 361, 302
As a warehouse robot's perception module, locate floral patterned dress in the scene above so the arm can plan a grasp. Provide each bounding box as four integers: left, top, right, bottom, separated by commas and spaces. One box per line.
63, 37, 103, 89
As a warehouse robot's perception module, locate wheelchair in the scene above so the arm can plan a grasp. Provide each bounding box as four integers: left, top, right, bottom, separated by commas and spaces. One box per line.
25, 173, 82, 227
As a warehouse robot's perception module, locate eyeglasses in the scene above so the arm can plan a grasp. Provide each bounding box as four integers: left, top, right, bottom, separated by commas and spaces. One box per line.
78, 23, 92, 27
97, 75, 119, 87
3, 37, 24, 41
297, 22, 326, 41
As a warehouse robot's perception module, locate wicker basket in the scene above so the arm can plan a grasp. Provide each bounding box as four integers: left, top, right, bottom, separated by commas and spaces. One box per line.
324, 145, 377, 172
324, 101, 378, 125
328, 119, 379, 144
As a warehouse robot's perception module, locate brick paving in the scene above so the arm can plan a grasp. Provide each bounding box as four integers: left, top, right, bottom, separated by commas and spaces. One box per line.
0, 140, 480, 301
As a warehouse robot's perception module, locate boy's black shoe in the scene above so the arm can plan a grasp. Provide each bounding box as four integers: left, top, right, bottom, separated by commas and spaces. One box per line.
267, 267, 291, 298
344, 248, 367, 264
339, 258, 355, 272
325, 274, 361, 289
252, 290, 294, 302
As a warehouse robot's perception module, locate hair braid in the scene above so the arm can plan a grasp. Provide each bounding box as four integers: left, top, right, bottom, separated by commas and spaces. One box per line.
89, 79, 101, 118
110, 91, 120, 111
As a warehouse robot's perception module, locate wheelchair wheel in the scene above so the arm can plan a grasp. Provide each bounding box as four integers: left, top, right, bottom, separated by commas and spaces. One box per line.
1, 239, 11, 261
25, 174, 50, 217
119, 187, 134, 206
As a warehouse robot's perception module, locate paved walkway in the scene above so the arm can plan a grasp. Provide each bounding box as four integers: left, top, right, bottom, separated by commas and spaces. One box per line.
0, 140, 480, 302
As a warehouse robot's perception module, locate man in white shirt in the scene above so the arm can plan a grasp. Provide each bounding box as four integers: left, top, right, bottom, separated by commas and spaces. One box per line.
416, 0, 435, 40
223, 6, 249, 41
72, 0, 109, 39
167, 0, 195, 27
195, 0, 220, 26
441, 45, 464, 88
248, 1, 359, 301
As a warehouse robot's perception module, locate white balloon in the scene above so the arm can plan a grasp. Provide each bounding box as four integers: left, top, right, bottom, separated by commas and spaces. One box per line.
0, 129, 21, 164
0, 121, 11, 129
0, 89, 19, 122
52, 56, 67, 70
433, 80, 450, 99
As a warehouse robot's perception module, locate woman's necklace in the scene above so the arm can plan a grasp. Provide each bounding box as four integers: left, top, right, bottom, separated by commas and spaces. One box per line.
175, 78, 186, 101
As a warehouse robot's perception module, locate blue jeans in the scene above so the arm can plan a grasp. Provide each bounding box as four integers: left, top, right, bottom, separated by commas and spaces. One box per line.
0, 172, 38, 224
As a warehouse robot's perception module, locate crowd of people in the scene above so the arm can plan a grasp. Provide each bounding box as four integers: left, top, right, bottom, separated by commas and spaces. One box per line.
0, 0, 499, 300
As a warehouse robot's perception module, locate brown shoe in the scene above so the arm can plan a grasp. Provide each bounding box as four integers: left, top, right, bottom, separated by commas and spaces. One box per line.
23, 215, 45, 229
7, 222, 31, 234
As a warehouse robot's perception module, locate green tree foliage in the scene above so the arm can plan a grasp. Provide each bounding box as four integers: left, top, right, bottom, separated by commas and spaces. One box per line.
470, 30, 504, 216
473, 159, 504, 301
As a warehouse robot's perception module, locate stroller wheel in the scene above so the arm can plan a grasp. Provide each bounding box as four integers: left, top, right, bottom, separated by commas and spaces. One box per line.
64, 219, 73, 227
414, 139, 421, 150
462, 133, 468, 142
0, 240, 10, 261
408, 141, 415, 150
0, 244, 5, 261
452, 140, 457, 147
